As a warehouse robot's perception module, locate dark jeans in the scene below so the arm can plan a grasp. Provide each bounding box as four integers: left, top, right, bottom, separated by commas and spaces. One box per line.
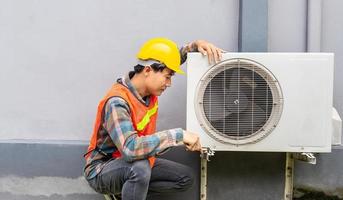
87, 158, 194, 200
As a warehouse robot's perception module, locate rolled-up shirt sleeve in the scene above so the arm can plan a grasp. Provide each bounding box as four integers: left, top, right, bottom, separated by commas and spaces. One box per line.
104, 97, 184, 162
180, 42, 198, 65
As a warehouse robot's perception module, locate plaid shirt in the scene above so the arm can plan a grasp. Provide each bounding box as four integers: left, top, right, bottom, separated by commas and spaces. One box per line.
84, 44, 196, 180
84, 76, 186, 180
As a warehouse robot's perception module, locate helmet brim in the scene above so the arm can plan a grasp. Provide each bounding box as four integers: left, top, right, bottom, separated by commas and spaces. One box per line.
172, 68, 185, 75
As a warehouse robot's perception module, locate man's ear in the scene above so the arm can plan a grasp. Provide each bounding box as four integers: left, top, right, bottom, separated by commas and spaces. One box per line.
144, 66, 152, 76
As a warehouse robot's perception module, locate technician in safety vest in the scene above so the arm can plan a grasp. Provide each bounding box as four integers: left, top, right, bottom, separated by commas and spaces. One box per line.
83, 38, 223, 200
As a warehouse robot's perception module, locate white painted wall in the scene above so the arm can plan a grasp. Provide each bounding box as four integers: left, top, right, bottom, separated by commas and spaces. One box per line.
0, 0, 239, 140
268, 0, 307, 52
322, 0, 343, 126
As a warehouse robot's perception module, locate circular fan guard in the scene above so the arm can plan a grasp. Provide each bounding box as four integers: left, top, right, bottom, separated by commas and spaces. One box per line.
195, 58, 283, 145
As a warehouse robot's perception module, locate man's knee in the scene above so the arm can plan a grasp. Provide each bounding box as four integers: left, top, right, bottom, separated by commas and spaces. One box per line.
130, 159, 152, 184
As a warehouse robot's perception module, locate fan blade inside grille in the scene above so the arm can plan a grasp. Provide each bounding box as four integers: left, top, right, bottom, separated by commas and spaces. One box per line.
203, 66, 272, 136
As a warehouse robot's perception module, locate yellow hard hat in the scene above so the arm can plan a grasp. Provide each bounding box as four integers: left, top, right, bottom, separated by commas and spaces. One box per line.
137, 37, 185, 74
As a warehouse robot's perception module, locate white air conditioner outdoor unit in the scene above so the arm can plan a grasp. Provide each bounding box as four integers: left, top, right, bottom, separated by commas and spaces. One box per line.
187, 53, 339, 153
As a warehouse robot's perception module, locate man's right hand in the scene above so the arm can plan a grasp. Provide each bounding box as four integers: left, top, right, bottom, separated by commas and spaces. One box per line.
183, 131, 202, 152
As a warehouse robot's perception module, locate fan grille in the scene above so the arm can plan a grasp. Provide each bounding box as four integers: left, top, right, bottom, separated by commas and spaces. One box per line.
196, 58, 283, 145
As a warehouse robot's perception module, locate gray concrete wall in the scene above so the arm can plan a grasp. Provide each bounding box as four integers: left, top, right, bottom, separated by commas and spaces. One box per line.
0, 141, 99, 200
0, 141, 200, 200
1, 0, 343, 200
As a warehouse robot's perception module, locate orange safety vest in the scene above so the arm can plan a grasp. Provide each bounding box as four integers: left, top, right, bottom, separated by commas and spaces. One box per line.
86, 83, 158, 167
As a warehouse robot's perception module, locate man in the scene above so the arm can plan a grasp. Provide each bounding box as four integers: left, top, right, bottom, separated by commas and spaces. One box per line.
84, 38, 223, 200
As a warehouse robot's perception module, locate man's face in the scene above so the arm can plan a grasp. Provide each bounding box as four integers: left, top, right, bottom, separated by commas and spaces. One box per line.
145, 67, 174, 96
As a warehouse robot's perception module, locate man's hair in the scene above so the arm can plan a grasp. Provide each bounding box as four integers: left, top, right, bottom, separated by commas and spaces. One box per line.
129, 63, 167, 78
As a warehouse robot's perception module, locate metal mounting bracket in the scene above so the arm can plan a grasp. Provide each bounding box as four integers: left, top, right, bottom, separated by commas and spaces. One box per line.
284, 153, 294, 200
200, 147, 215, 161
200, 147, 215, 200
284, 152, 317, 200
293, 152, 317, 164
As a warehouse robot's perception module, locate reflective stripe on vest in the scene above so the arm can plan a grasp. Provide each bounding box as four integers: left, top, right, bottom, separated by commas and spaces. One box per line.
137, 102, 158, 131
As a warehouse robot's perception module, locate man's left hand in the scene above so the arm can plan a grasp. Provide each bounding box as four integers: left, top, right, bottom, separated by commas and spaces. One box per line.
192, 40, 225, 64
